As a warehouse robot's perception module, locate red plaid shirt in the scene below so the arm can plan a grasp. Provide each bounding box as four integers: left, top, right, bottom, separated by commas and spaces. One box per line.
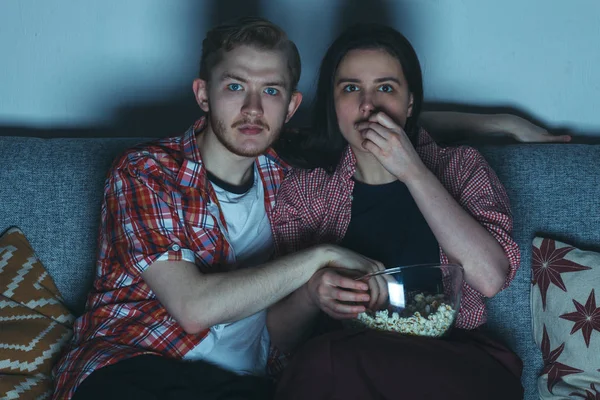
52, 118, 289, 400
272, 128, 520, 329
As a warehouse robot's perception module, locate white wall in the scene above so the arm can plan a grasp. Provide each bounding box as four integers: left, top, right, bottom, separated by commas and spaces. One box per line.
1, 0, 599, 135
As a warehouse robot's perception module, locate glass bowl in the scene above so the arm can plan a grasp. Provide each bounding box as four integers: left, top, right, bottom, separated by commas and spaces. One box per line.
349, 263, 464, 338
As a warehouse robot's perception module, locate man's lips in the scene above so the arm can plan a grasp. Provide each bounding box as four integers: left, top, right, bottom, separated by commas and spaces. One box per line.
237, 125, 265, 135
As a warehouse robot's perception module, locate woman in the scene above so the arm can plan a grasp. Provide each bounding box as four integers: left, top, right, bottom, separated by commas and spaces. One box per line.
270, 24, 524, 399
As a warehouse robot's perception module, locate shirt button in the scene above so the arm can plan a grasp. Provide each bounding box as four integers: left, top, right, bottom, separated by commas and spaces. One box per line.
171, 244, 181, 251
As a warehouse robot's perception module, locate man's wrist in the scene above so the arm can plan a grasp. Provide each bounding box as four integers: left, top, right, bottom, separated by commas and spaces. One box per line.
298, 282, 319, 311
313, 244, 337, 270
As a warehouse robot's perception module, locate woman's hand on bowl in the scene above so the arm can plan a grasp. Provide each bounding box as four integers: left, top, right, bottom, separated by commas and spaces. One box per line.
305, 268, 387, 319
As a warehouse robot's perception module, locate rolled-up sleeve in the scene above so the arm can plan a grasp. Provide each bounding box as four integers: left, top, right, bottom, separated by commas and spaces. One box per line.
438, 147, 520, 329
101, 155, 194, 276
457, 147, 520, 292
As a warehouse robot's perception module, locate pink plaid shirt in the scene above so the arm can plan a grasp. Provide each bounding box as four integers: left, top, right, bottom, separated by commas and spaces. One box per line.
272, 128, 520, 329
52, 118, 289, 400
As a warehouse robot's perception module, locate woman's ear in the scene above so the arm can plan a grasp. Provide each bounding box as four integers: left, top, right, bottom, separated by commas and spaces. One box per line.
193, 79, 210, 112
407, 93, 414, 117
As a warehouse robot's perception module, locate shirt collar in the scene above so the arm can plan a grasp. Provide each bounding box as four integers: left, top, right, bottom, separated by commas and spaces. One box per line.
262, 147, 291, 174
181, 117, 207, 164
176, 117, 289, 192
336, 146, 358, 180
176, 117, 209, 191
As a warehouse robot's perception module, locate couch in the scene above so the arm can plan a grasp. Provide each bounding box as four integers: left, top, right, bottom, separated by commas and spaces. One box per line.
1, 134, 599, 399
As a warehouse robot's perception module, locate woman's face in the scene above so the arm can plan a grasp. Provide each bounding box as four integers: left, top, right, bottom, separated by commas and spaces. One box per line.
333, 48, 413, 153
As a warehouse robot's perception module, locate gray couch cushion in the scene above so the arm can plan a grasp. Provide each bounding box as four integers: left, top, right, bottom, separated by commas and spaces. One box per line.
1, 136, 598, 400
477, 144, 600, 400
0, 136, 151, 316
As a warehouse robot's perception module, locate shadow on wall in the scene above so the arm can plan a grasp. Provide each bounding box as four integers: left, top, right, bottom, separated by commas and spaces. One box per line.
0, 0, 399, 138
106, 0, 265, 138
286, 0, 399, 127
0, 0, 262, 139
338, 0, 395, 28
0, 0, 594, 141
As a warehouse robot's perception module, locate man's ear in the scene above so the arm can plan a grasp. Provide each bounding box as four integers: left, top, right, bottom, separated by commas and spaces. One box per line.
193, 79, 210, 112
284, 91, 303, 123
407, 93, 414, 117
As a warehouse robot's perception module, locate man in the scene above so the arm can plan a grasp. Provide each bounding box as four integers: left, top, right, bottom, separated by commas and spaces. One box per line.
52, 17, 384, 400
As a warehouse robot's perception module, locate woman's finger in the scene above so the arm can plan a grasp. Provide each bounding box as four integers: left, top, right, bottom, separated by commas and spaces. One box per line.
331, 286, 370, 303
328, 271, 370, 292
322, 300, 365, 318
361, 139, 383, 155
370, 111, 404, 132
355, 121, 392, 140
366, 275, 381, 311
361, 128, 390, 150
322, 305, 362, 320
330, 301, 367, 315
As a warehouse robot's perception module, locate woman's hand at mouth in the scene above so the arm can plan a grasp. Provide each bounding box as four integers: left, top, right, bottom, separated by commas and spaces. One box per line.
355, 112, 428, 183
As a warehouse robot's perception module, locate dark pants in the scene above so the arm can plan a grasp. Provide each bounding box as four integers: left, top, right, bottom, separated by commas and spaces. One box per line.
72, 355, 274, 400
275, 328, 524, 400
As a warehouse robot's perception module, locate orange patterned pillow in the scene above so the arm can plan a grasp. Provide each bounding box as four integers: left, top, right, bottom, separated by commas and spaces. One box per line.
0, 227, 74, 399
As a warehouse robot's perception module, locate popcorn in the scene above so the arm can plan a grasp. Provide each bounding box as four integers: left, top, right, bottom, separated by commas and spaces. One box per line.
353, 292, 457, 337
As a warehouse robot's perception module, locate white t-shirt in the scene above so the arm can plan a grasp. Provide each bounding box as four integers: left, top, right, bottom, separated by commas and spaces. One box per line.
183, 167, 273, 376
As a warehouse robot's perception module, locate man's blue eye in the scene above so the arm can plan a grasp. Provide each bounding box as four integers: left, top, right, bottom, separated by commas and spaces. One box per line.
378, 85, 393, 93
264, 88, 279, 96
228, 83, 243, 91
343, 85, 359, 93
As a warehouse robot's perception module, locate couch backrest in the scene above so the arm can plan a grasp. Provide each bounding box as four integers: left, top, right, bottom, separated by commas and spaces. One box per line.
0, 136, 149, 316
1, 137, 599, 399
477, 143, 600, 399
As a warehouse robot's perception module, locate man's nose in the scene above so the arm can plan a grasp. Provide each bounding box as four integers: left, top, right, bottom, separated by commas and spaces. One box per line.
242, 91, 264, 117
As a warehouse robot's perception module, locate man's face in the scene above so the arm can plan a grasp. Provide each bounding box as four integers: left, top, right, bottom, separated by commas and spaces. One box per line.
194, 45, 302, 158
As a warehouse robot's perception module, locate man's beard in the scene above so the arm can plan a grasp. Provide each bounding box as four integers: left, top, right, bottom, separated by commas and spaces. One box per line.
210, 115, 281, 158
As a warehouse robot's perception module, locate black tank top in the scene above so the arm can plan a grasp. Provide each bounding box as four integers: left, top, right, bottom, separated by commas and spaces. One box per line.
340, 178, 440, 268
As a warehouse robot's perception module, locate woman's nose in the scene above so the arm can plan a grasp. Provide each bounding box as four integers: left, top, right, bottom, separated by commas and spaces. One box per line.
359, 94, 376, 115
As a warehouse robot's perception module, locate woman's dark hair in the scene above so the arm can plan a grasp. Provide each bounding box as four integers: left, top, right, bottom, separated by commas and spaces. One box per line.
276, 23, 423, 172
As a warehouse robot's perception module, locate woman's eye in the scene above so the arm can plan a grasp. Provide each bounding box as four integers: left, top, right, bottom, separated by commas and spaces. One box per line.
343, 84, 359, 93
264, 87, 279, 96
378, 84, 394, 93
227, 83, 243, 91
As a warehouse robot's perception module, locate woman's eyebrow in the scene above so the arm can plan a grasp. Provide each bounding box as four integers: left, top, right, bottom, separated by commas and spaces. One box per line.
336, 77, 402, 85
374, 77, 402, 84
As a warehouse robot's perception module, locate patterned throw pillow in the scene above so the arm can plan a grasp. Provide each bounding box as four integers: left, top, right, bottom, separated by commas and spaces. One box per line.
0, 227, 74, 399
531, 237, 600, 399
